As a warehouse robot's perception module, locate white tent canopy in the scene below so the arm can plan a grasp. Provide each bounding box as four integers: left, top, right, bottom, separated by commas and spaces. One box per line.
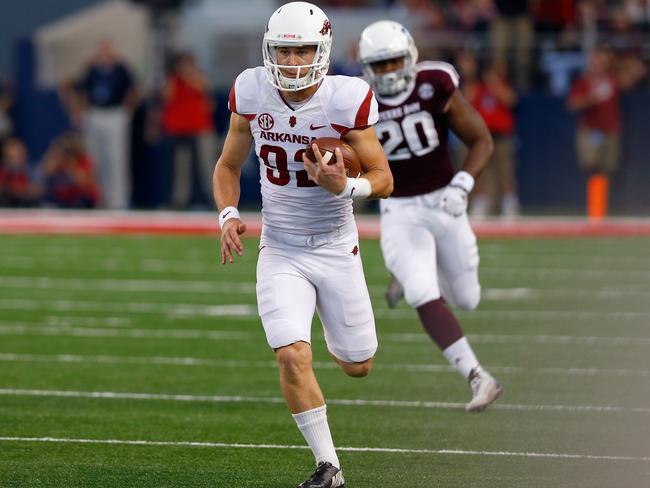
34, 0, 150, 88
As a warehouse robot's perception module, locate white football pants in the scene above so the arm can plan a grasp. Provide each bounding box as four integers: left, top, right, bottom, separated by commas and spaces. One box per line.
256, 221, 377, 363
379, 188, 481, 310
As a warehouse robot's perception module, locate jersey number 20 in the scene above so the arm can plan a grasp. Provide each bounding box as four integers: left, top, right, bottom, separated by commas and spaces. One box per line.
376, 111, 439, 161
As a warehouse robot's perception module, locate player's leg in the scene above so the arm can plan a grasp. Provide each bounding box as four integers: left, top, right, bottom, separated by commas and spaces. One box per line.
256, 246, 342, 472
315, 237, 377, 378
383, 206, 473, 378
380, 200, 440, 309
381, 204, 469, 374
435, 214, 502, 411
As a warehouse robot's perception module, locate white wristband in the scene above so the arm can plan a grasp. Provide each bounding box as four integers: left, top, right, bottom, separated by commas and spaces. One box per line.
450, 171, 475, 193
218, 206, 240, 230
336, 177, 372, 200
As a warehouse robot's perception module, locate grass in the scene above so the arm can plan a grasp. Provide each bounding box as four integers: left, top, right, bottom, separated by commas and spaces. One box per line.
0, 234, 649, 487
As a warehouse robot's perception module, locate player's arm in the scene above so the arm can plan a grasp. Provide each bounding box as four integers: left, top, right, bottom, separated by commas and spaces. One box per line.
344, 126, 393, 199
440, 90, 493, 217
446, 90, 493, 179
213, 112, 253, 264
302, 128, 393, 200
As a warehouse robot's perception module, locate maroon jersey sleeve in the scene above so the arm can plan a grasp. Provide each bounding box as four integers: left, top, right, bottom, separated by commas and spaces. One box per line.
416, 61, 460, 113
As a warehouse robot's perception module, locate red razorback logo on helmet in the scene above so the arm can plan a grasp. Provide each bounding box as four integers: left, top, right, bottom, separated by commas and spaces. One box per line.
319, 20, 331, 36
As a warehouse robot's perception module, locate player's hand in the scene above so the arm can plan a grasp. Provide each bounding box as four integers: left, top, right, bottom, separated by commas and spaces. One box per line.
302, 144, 347, 195
220, 219, 246, 264
441, 171, 474, 217
440, 185, 468, 217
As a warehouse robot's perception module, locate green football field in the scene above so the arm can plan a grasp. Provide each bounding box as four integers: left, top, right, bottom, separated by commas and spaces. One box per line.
0, 234, 649, 487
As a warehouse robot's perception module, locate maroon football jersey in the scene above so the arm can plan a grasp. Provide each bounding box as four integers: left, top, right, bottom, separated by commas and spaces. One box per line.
374, 61, 459, 197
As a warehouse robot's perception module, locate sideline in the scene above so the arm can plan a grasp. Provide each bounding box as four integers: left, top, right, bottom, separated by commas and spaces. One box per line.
2, 210, 650, 237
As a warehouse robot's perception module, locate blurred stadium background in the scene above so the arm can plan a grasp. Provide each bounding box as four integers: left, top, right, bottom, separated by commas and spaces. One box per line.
1, 1, 650, 487
0, 0, 649, 214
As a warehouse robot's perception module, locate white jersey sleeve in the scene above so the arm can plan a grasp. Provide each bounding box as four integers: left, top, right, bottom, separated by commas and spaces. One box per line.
228, 68, 267, 119
325, 76, 378, 136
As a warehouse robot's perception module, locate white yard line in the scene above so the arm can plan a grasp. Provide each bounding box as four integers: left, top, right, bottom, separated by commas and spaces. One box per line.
2, 255, 650, 277
43, 315, 132, 327
1, 297, 649, 321
1, 388, 649, 414
0, 298, 258, 317
0, 325, 250, 340
2, 276, 650, 299
0, 436, 648, 462
1, 352, 649, 377
0, 276, 255, 294
388, 332, 650, 346
1, 322, 649, 346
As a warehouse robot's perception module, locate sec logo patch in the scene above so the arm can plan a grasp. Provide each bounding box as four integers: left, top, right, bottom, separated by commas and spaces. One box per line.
418, 83, 434, 100
258, 113, 274, 130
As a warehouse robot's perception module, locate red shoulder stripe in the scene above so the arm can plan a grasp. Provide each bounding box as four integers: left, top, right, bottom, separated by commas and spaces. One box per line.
331, 123, 350, 136
228, 80, 255, 120
354, 87, 373, 128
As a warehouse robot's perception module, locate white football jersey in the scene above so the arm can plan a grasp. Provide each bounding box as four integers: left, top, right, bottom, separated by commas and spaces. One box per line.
229, 67, 378, 235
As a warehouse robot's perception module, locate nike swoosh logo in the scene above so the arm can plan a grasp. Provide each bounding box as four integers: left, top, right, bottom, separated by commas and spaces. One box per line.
310, 124, 326, 130
350, 187, 356, 197
222, 211, 231, 218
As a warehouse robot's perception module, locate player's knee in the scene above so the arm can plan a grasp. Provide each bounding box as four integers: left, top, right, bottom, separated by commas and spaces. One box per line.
452, 287, 481, 311
404, 282, 437, 309
275, 342, 312, 379
340, 358, 373, 378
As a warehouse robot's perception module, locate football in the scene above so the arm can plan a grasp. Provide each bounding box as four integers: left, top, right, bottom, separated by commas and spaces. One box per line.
305, 137, 362, 178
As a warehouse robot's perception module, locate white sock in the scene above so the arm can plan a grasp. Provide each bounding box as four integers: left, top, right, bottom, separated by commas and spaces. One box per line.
292, 405, 340, 469
442, 337, 480, 380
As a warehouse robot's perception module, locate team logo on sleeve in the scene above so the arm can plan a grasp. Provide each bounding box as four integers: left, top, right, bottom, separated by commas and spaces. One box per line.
418, 83, 434, 100
289, 115, 297, 127
258, 113, 275, 130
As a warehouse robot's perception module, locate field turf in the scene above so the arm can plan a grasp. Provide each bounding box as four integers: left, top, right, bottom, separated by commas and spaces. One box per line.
0, 234, 649, 487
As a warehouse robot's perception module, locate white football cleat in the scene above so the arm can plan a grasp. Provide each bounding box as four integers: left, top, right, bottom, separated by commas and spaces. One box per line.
466, 368, 503, 412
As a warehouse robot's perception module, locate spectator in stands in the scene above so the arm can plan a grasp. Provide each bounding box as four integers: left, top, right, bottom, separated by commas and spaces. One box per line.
490, 0, 534, 90
567, 45, 646, 218
41, 133, 100, 209
0, 138, 40, 207
452, 0, 496, 32
162, 52, 215, 209
457, 52, 519, 218
606, 4, 647, 55
533, 0, 577, 34
621, 0, 650, 26
76, 40, 137, 210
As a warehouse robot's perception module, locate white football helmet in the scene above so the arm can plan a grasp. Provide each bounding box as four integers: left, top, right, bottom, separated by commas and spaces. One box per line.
262, 2, 333, 91
358, 20, 419, 96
